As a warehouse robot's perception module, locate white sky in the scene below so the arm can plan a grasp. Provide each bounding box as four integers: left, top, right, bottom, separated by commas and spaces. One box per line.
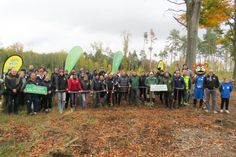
0, 0, 186, 56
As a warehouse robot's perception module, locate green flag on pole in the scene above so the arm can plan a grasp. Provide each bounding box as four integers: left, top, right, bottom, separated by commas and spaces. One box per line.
65, 46, 83, 74
112, 51, 123, 74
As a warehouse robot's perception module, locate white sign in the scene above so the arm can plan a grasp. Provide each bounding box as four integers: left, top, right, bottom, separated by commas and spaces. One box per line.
150, 84, 168, 92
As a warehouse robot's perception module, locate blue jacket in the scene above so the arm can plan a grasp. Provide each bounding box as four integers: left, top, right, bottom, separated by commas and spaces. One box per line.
219, 82, 233, 98
173, 76, 186, 90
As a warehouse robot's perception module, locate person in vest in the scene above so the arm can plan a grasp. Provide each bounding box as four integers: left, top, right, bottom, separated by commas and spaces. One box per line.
106, 74, 115, 106
5, 68, 22, 114
55, 69, 68, 113
130, 71, 140, 105
139, 72, 147, 103
68, 73, 82, 111
203, 69, 220, 113
24, 72, 40, 115
173, 70, 186, 108
42, 75, 53, 113
182, 70, 191, 105
219, 78, 233, 114
145, 71, 158, 104
163, 71, 174, 109
117, 71, 130, 105
92, 74, 103, 108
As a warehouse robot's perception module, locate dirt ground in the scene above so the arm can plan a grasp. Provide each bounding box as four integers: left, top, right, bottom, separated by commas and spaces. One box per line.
0, 91, 235, 157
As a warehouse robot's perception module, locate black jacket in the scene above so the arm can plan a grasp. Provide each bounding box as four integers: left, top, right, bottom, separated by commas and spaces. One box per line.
139, 75, 146, 87
42, 80, 53, 94
106, 78, 114, 90
56, 75, 67, 90
51, 73, 58, 89
5, 74, 22, 94
204, 74, 220, 89
92, 79, 103, 91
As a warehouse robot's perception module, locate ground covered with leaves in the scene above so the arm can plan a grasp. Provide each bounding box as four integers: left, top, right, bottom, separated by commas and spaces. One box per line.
0, 92, 236, 157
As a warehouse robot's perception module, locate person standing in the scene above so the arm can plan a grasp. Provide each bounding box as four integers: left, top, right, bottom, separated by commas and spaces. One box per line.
117, 71, 130, 105
55, 69, 68, 113
67, 73, 82, 111
163, 72, 174, 109
130, 71, 140, 105
203, 69, 220, 113
145, 72, 158, 104
173, 70, 186, 108
42, 75, 53, 112
219, 78, 233, 114
80, 74, 91, 108
5, 68, 22, 114
92, 74, 103, 108
106, 74, 115, 106
139, 72, 147, 103
182, 70, 191, 106
24, 72, 40, 115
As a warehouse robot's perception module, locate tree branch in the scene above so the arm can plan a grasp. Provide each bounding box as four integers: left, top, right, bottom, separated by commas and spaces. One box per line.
167, 0, 185, 5
173, 16, 187, 27
167, 8, 186, 13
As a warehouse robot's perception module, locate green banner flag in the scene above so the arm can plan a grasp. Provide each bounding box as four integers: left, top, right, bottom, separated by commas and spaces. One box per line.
112, 51, 123, 74
24, 84, 47, 95
65, 46, 83, 74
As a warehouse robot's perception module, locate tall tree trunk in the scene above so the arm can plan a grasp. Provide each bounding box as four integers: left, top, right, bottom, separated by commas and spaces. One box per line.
233, 0, 236, 79
185, 0, 201, 69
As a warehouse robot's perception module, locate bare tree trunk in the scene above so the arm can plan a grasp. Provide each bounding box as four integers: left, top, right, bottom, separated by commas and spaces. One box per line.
233, 0, 236, 79
185, 0, 201, 69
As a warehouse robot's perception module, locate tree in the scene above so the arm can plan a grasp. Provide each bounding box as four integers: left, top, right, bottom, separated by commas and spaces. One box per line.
6, 42, 24, 53
232, 0, 236, 79
168, 0, 231, 69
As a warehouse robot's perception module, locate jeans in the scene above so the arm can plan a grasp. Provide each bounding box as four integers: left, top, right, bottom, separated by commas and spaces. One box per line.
93, 92, 100, 108
70, 93, 78, 108
25, 93, 40, 114
57, 92, 66, 113
81, 93, 89, 108
205, 88, 217, 111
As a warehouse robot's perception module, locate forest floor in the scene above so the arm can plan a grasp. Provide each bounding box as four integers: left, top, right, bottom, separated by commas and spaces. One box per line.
0, 91, 236, 157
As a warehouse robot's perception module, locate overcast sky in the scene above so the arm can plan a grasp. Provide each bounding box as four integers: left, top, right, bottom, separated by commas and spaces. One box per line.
0, 0, 186, 55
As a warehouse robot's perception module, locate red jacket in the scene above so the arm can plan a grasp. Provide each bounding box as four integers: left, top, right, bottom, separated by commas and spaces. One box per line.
67, 78, 82, 91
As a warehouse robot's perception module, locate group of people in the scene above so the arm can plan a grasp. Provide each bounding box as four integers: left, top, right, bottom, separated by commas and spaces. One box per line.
0, 63, 233, 115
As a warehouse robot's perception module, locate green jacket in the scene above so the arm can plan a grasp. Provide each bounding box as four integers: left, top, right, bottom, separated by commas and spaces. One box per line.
163, 76, 174, 92
157, 75, 165, 84
145, 76, 158, 87
130, 75, 140, 89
